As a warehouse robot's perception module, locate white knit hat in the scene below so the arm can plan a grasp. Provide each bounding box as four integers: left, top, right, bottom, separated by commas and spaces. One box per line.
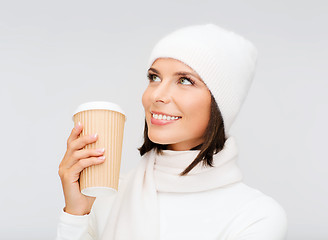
147, 23, 258, 135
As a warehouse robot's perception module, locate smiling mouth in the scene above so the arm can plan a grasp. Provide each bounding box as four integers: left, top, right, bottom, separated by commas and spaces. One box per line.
150, 112, 182, 121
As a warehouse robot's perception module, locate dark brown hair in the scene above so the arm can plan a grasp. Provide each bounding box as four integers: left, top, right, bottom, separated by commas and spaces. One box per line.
137, 93, 226, 176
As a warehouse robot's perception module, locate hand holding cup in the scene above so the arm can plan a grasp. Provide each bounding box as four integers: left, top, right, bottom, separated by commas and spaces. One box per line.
58, 122, 106, 215
58, 101, 126, 215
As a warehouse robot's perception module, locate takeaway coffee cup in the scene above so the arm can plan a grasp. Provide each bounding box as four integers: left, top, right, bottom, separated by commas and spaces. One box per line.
72, 101, 126, 197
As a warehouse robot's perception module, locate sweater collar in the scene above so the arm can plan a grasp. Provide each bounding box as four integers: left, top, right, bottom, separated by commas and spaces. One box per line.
153, 136, 243, 193
154, 149, 201, 172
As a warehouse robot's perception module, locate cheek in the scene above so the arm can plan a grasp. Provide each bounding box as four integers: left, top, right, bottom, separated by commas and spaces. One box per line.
141, 88, 150, 109
187, 94, 211, 126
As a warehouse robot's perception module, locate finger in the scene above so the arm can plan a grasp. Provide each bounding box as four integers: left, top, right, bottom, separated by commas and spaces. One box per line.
66, 148, 106, 169
75, 148, 105, 160
69, 133, 98, 152
70, 156, 106, 174
67, 122, 83, 146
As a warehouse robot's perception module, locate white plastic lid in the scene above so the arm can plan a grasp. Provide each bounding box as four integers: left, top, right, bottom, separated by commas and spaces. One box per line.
72, 101, 126, 121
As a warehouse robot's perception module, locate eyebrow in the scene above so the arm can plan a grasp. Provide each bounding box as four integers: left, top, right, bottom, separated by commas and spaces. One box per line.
148, 67, 203, 82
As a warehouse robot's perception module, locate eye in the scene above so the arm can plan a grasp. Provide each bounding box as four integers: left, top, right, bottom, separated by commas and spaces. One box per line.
147, 73, 160, 82
147, 73, 195, 86
179, 77, 194, 85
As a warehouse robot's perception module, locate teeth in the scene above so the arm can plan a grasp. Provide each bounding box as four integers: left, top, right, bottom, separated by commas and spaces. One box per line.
152, 113, 180, 120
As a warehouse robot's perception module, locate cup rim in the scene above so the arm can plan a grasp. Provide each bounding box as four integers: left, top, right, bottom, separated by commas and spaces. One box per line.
72, 101, 126, 121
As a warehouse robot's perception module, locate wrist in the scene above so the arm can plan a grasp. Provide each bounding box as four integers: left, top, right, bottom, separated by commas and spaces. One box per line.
63, 206, 90, 216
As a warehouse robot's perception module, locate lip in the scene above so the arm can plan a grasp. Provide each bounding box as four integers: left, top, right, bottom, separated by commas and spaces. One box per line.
150, 111, 182, 126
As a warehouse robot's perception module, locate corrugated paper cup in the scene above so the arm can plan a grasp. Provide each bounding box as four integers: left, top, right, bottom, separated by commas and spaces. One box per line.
72, 101, 126, 197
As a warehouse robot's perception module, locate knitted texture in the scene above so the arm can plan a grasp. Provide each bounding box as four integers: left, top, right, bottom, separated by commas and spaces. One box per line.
147, 23, 258, 135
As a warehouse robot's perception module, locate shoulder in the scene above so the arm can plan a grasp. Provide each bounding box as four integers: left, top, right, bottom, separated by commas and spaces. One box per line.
241, 194, 288, 224
210, 182, 288, 221
232, 182, 287, 220
226, 183, 288, 239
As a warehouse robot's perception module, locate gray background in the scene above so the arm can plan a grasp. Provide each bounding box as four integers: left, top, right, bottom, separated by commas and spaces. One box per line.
0, 0, 327, 239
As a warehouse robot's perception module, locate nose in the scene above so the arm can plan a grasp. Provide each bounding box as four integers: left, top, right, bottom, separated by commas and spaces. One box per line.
152, 80, 172, 104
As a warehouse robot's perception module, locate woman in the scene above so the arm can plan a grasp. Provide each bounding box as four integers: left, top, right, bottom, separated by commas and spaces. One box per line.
56, 23, 288, 240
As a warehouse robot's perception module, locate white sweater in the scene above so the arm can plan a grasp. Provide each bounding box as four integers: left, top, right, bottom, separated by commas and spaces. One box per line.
56, 178, 287, 239
56, 140, 287, 240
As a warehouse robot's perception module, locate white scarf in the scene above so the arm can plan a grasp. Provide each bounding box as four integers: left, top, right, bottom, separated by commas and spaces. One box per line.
101, 136, 242, 240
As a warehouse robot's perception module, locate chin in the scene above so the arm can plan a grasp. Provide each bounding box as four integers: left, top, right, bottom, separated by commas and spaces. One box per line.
148, 136, 170, 145
148, 131, 176, 145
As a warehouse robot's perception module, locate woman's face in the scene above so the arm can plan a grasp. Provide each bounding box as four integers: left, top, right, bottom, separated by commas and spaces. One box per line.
142, 57, 212, 151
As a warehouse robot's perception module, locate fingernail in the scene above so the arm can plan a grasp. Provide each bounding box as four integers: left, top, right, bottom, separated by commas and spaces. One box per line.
98, 156, 105, 160
75, 122, 81, 130
97, 148, 105, 153
92, 133, 98, 139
